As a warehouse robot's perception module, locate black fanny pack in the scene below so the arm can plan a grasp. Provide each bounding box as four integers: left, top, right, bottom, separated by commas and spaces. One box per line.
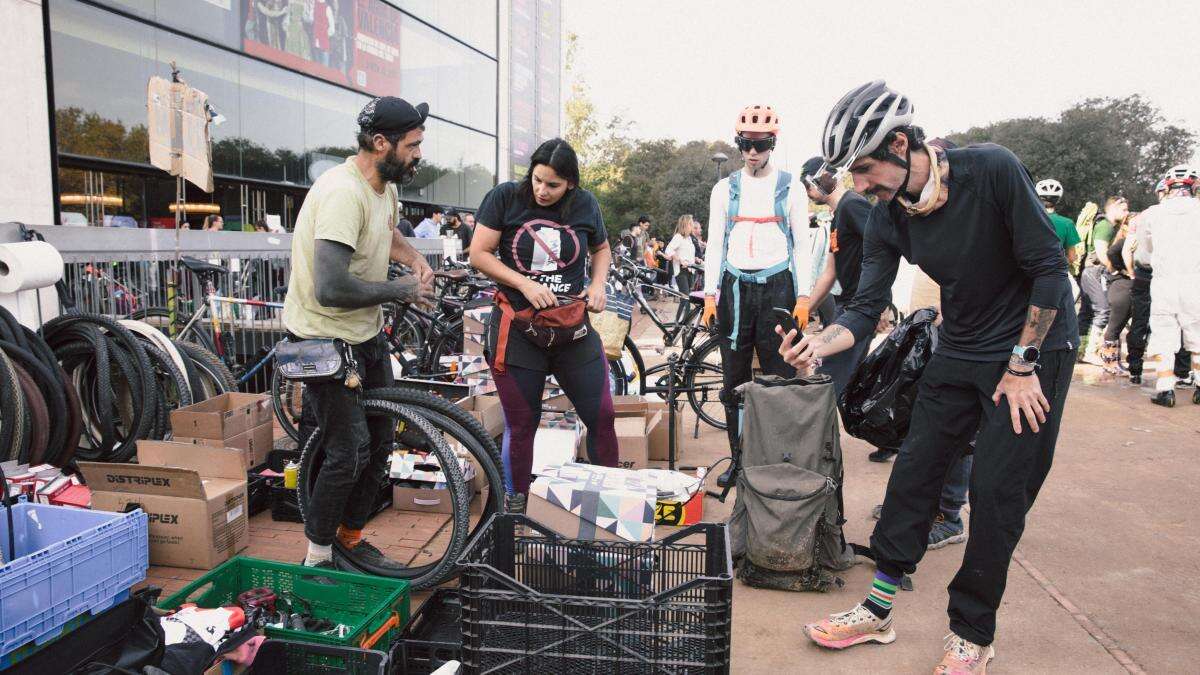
275, 338, 349, 383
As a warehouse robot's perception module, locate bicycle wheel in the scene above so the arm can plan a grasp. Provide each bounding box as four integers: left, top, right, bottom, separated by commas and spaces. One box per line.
426, 319, 464, 380
686, 336, 727, 430
297, 400, 471, 589
621, 334, 646, 395
271, 365, 305, 443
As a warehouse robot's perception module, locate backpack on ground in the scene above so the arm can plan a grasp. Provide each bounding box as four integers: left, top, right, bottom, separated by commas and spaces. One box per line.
727, 374, 855, 592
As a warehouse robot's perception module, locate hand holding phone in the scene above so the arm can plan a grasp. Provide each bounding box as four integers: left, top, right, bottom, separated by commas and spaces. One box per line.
772, 306, 799, 336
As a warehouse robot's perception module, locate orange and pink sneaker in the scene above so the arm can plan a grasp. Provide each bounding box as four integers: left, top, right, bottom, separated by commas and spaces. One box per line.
803, 604, 896, 649
934, 633, 994, 674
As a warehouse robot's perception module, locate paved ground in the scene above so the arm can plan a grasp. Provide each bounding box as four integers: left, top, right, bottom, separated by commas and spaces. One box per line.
146, 303, 1199, 673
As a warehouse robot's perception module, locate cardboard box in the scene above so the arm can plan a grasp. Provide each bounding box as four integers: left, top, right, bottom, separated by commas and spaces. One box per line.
533, 423, 583, 475
607, 397, 663, 471
456, 394, 505, 440
175, 421, 274, 469
79, 441, 249, 570
393, 483, 482, 514
527, 464, 656, 542
169, 393, 271, 441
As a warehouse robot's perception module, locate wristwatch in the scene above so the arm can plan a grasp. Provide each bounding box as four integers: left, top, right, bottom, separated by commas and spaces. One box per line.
1011, 345, 1040, 363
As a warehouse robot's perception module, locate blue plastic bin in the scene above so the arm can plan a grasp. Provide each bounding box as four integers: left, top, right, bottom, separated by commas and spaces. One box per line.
0, 502, 148, 662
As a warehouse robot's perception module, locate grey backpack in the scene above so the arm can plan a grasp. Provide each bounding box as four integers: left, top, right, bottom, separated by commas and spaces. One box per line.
727, 374, 856, 591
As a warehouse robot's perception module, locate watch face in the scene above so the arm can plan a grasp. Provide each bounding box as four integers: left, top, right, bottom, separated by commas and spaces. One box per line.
1022, 347, 1040, 361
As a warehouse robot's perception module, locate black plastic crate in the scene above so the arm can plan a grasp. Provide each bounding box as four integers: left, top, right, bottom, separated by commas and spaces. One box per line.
269, 484, 304, 523
392, 588, 463, 675
457, 514, 733, 674
248, 639, 388, 675
247, 463, 278, 517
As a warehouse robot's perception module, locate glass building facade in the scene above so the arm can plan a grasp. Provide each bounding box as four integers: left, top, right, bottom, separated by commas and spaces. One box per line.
47, 0, 526, 231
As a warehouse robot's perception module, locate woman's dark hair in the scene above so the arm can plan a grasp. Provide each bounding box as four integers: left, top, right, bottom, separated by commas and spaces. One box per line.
518, 138, 581, 210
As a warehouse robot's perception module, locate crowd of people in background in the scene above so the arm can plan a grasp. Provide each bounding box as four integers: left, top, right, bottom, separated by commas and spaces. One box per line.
1041, 168, 1200, 407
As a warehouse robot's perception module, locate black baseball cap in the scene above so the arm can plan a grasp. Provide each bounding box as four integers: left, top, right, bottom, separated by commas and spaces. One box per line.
801, 156, 826, 180
357, 96, 429, 136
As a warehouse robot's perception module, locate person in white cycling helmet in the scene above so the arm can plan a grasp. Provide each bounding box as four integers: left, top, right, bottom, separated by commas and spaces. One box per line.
787, 80, 1076, 674
1136, 164, 1200, 407
1036, 179, 1082, 267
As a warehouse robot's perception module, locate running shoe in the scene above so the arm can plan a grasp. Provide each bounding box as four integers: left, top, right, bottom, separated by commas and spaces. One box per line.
928, 514, 967, 550
1176, 373, 1196, 388
934, 633, 994, 674
1151, 390, 1176, 408
347, 540, 404, 570
803, 604, 896, 650
505, 492, 527, 514
869, 448, 898, 463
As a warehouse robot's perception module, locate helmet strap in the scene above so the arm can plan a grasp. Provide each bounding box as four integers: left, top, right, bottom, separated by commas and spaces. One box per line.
893, 146, 915, 201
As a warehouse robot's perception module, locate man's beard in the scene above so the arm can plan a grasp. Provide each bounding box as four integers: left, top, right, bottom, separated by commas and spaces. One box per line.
378, 154, 419, 184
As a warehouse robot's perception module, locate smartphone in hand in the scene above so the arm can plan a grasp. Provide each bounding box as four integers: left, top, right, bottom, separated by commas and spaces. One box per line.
772, 306, 799, 336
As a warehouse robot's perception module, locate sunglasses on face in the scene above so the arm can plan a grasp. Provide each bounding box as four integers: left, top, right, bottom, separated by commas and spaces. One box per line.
735, 135, 776, 153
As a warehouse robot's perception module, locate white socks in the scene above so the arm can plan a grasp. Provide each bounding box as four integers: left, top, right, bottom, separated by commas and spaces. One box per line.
1155, 374, 1177, 392
304, 542, 332, 566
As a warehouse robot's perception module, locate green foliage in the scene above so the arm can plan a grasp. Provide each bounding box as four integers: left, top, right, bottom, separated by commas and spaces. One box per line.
947, 94, 1195, 215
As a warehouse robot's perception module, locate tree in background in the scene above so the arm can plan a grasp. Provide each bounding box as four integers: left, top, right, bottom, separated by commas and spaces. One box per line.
948, 94, 1195, 215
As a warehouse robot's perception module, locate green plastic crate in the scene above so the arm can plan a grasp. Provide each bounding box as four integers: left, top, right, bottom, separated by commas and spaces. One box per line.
160, 557, 409, 651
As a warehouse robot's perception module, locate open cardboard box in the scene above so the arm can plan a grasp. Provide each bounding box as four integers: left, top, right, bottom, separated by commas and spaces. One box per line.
169, 393, 271, 441
455, 393, 505, 440
174, 420, 273, 469
79, 441, 249, 570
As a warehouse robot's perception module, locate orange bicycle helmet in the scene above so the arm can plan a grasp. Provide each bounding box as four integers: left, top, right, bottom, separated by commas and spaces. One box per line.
735, 105, 780, 134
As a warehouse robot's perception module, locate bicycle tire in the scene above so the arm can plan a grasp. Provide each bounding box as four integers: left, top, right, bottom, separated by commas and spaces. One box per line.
175, 341, 237, 398
121, 319, 192, 392
0, 340, 69, 463
686, 336, 728, 431
297, 399, 470, 589
270, 365, 304, 443
425, 319, 464, 380
58, 338, 143, 462
12, 362, 48, 464
0, 350, 22, 461
622, 333, 646, 395
138, 340, 193, 437
55, 328, 115, 461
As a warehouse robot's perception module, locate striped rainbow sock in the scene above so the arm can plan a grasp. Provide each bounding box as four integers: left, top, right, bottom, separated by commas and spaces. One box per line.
863, 571, 901, 618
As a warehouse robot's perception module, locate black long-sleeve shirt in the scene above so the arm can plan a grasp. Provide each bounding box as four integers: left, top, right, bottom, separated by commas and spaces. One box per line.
836, 144, 1078, 361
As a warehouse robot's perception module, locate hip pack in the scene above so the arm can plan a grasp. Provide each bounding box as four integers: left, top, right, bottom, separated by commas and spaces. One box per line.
493, 289, 589, 372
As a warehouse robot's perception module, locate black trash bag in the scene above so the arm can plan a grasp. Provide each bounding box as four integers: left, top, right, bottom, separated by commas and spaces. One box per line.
837, 307, 939, 448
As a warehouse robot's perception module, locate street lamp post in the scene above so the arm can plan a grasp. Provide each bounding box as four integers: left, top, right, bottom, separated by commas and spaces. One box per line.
711, 152, 728, 182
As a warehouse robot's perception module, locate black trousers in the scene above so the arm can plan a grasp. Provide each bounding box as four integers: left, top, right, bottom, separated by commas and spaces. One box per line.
1127, 275, 1191, 378
1078, 265, 1109, 335
871, 350, 1074, 646
303, 333, 395, 546
1104, 276, 1133, 343
716, 269, 797, 449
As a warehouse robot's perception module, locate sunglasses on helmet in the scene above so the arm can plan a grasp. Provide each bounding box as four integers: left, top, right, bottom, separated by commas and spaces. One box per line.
735, 135, 776, 153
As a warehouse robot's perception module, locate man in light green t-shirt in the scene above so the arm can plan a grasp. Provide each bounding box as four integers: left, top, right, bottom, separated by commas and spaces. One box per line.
1034, 178, 1082, 265
283, 96, 437, 570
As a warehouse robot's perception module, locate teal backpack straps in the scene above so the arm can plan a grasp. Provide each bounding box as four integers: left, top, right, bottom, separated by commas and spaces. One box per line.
774, 170, 800, 296
724, 171, 741, 265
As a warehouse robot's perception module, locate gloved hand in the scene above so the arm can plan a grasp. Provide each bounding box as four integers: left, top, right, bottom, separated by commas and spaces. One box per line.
793, 297, 810, 330
701, 296, 717, 328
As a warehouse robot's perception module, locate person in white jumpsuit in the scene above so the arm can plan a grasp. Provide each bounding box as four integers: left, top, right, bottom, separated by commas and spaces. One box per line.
1136, 164, 1200, 407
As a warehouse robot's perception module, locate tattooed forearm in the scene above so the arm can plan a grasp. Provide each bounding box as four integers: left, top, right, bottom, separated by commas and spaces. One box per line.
819, 325, 849, 345
1022, 306, 1057, 347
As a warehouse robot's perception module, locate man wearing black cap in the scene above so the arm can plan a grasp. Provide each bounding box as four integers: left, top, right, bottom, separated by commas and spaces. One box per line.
283, 95, 438, 570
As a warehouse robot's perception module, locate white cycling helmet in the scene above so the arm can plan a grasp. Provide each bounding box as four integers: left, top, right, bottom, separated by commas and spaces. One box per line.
1164, 164, 1199, 187
821, 80, 915, 168
1035, 179, 1063, 200
1155, 178, 1167, 193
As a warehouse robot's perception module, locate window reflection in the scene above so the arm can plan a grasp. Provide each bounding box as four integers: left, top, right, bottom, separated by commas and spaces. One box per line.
400, 16, 497, 133
388, 0, 497, 56
238, 59, 305, 183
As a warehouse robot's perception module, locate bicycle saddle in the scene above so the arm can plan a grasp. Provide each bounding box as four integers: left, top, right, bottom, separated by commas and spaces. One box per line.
180, 256, 228, 276
434, 268, 471, 281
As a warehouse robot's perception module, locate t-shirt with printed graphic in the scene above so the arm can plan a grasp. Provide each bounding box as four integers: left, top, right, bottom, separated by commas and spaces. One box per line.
475, 181, 606, 311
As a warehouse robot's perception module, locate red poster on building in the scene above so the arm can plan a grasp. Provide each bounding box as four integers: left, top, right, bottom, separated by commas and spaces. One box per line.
242, 0, 400, 96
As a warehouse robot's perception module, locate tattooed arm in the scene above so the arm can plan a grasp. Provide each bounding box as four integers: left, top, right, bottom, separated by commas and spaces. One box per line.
992, 304, 1057, 435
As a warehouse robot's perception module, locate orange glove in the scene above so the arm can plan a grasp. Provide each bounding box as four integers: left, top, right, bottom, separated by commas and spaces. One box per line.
701, 297, 717, 328
793, 297, 810, 330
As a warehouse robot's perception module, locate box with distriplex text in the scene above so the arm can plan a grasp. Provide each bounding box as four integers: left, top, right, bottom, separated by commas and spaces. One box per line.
169, 392, 272, 441
79, 441, 249, 570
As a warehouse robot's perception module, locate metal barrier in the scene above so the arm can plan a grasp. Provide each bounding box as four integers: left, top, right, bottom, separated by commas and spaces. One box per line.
0, 223, 461, 391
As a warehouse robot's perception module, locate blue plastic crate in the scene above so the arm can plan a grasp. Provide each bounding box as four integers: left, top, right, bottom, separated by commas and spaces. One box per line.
0, 502, 148, 661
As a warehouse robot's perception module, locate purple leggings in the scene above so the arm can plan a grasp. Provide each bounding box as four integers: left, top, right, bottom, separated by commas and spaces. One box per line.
492, 357, 619, 494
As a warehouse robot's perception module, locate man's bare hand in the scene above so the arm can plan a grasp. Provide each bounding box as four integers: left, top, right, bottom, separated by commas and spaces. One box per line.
411, 257, 435, 286
776, 325, 818, 370
393, 275, 436, 308
520, 279, 557, 309
992, 371, 1050, 434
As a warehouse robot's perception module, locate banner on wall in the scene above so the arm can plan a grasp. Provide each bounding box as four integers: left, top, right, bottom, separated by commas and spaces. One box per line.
242, 0, 401, 96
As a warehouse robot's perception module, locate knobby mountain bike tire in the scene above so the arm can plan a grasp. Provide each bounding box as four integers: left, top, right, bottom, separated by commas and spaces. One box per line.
175, 341, 237, 399
12, 362, 49, 464
0, 350, 22, 461
0, 340, 70, 463
297, 399, 471, 589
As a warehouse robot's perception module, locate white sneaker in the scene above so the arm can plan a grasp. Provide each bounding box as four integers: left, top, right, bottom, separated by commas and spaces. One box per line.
934, 633, 994, 674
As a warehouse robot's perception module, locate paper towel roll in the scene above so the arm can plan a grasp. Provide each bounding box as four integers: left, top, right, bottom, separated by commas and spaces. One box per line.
0, 241, 64, 293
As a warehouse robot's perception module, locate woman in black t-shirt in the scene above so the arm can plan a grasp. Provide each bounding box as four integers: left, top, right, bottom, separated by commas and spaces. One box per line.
1102, 217, 1134, 375
469, 138, 619, 511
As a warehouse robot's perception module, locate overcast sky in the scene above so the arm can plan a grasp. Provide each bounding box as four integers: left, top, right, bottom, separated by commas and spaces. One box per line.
563, 0, 1200, 170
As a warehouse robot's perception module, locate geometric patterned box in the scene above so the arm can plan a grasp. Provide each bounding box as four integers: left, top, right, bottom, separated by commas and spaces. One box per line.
530, 462, 656, 542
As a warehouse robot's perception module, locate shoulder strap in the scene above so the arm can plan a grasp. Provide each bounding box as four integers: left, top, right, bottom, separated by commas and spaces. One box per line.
723, 173, 741, 264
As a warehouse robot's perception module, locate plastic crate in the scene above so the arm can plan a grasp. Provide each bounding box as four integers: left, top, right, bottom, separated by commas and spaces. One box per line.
160, 556, 410, 651
268, 484, 303, 523
457, 514, 733, 674
0, 502, 148, 662
248, 639, 389, 674
247, 464, 279, 517
393, 588, 462, 675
